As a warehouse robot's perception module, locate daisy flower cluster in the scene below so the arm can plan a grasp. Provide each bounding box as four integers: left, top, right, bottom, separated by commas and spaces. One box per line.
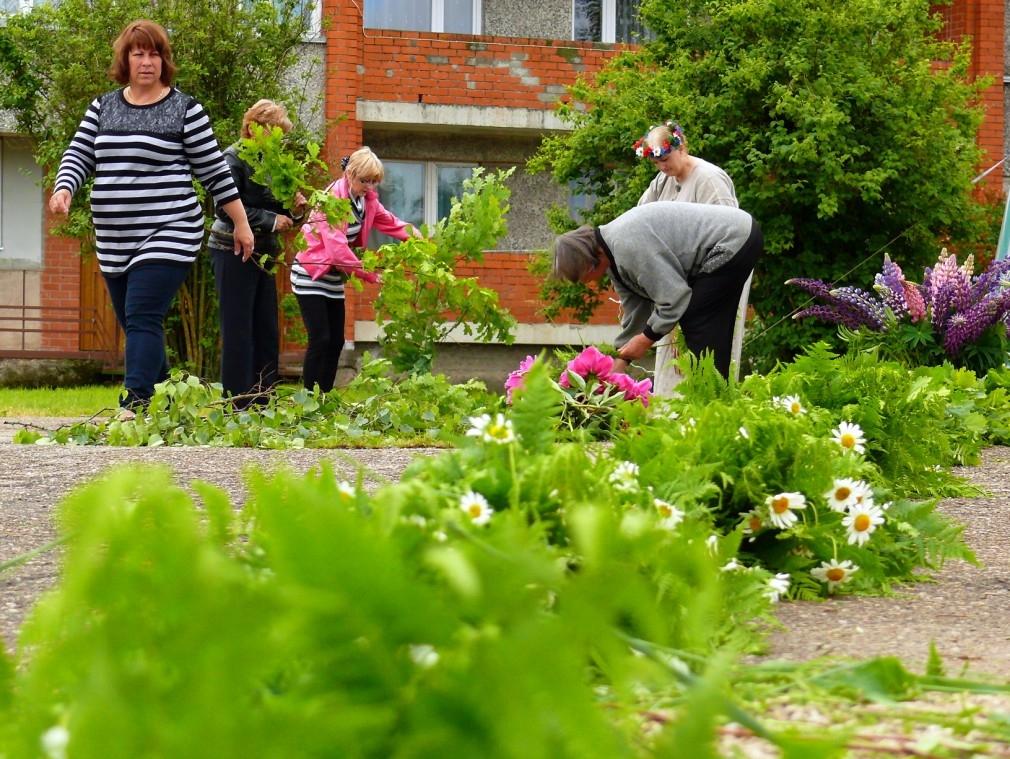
787, 249, 1010, 361
738, 415, 886, 593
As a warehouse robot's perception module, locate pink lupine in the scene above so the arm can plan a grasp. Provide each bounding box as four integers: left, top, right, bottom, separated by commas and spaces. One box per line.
903, 282, 926, 322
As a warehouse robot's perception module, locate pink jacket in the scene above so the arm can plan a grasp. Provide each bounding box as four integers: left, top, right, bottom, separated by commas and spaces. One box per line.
296, 176, 412, 282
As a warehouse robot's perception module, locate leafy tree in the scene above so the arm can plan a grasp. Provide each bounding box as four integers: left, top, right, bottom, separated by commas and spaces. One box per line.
363, 168, 518, 375
0, 0, 316, 376
530, 0, 996, 367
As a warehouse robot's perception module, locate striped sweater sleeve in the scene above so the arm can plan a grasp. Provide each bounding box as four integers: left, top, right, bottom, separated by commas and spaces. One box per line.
53, 98, 101, 196
182, 98, 239, 207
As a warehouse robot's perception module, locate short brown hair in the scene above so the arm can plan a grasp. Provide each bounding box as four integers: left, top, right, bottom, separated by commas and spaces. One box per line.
109, 19, 177, 86
551, 225, 599, 281
344, 147, 384, 183
241, 99, 294, 139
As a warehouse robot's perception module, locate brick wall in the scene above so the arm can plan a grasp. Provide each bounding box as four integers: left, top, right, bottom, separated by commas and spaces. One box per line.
933, 0, 1005, 183
40, 209, 82, 352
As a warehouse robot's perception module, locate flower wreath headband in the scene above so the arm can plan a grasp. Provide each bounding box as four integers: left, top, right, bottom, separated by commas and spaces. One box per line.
632, 121, 685, 159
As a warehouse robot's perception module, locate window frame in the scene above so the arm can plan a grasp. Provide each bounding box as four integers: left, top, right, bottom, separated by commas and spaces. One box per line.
363, 0, 482, 35
572, 0, 643, 44
370, 159, 478, 245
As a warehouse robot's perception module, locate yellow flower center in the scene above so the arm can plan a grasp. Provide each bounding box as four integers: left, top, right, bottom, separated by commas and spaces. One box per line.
834, 487, 851, 501
826, 568, 846, 582
789, 402, 801, 414
468, 504, 483, 518
658, 504, 672, 518
840, 433, 856, 448
748, 516, 762, 531
771, 496, 789, 514
853, 513, 871, 531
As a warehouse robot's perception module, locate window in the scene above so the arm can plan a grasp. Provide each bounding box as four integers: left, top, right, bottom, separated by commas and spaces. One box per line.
243, 0, 321, 38
370, 160, 477, 246
363, 0, 482, 34
0, 138, 44, 267
573, 0, 648, 43
1, 0, 54, 15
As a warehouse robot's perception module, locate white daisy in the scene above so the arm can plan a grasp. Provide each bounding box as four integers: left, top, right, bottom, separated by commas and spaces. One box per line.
609, 461, 640, 493
706, 535, 719, 554
811, 559, 859, 591
774, 394, 806, 415
766, 572, 791, 602
337, 480, 356, 500
409, 644, 440, 668
459, 490, 494, 526
466, 413, 516, 445
654, 498, 685, 530
843, 503, 885, 546
765, 491, 807, 529
41, 725, 69, 759
721, 558, 745, 572
738, 426, 750, 440
832, 421, 866, 454
823, 477, 864, 512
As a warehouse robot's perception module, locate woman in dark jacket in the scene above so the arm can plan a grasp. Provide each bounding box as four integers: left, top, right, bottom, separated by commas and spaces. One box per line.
209, 99, 304, 404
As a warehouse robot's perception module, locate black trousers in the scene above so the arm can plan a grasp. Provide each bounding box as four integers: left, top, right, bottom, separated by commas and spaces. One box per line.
295, 293, 345, 393
211, 249, 279, 400
679, 221, 763, 378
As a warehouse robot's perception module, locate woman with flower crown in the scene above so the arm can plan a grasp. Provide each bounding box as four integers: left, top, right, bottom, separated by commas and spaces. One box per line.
632, 122, 745, 391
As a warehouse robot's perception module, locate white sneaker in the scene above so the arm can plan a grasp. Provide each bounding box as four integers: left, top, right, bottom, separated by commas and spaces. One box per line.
116, 407, 137, 422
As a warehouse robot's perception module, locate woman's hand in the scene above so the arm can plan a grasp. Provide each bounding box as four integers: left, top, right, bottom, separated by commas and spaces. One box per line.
49, 189, 72, 215
220, 199, 255, 261
618, 333, 656, 363
233, 219, 256, 261
273, 214, 294, 231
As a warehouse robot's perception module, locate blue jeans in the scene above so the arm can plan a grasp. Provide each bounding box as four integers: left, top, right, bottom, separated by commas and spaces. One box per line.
104, 262, 191, 407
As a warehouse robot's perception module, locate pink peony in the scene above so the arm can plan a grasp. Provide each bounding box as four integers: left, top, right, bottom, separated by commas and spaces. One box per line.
504, 355, 537, 403
558, 346, 615, 388
608, 372, 653, 406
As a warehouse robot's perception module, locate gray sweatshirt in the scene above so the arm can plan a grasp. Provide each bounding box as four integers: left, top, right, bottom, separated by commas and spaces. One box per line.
597, 201, 754, 347
637, 156, 738, 207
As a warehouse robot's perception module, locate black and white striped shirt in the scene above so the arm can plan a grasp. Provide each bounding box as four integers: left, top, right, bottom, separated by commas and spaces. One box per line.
289, 194, 365, 300
53, 88, 238, 276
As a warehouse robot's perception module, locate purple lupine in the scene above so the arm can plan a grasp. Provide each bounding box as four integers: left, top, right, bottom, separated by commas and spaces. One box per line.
828, 286, 887, 330
786, 277, 835, 299
969, 258, 1010, 302
793, 305, 874, 330
941, 288, 1010, 355
873, 254, 909, 319
925, 250, 970, 329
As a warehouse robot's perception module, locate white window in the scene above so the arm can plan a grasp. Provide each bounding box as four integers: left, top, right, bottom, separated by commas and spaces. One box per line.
363, 0, 482, 34
0, 137, 44, 266
243, 0, 321, 38
573, 0, 647, 43
1, 0, 54, 15
370, 160, 477, 245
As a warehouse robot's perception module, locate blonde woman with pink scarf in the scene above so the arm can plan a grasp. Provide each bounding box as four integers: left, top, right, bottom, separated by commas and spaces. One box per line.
291, 146, 416, 392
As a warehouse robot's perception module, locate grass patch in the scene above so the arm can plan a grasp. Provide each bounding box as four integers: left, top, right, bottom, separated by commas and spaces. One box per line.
0, 385, 121, 417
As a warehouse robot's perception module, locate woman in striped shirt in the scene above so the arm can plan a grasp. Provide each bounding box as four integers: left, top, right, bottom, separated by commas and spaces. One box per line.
49, 19, 254, 417
292, 147, 415, 392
